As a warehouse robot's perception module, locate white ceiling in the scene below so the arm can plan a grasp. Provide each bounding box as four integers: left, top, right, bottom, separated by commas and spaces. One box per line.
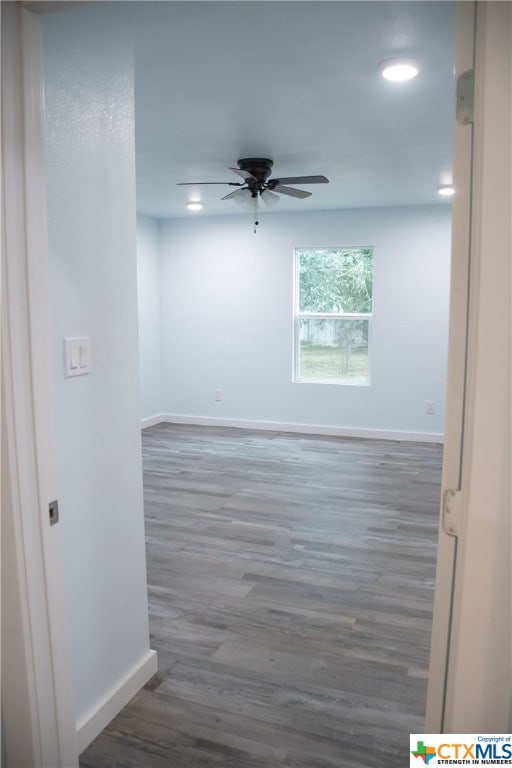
135, 0, 454, 217
132, 2, 456, 218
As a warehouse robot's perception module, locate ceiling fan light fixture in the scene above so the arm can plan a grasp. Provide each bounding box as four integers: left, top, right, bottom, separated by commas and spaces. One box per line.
260, 189, 279, 207
186, 201, 203, 211
437, 184, 455, 197
232, 188, 253, 207
380, 59, 419, 82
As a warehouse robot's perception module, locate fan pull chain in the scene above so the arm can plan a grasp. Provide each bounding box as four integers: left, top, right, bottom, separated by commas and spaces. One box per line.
252, 195, 259, 234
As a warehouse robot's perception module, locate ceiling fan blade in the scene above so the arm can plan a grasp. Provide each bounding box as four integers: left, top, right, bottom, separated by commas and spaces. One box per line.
269, 175, 329, 185
177, 182, 243, 188
274, 185, 312, 199
229, 167, 257, 181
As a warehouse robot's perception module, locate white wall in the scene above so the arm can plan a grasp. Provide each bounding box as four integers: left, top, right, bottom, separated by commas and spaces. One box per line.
156, 206, 451, 439
137, 215, 162, 420
43, 5, 155, 745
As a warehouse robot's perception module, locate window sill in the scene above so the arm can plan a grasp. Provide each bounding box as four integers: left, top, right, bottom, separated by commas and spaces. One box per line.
293, 378, 371, 387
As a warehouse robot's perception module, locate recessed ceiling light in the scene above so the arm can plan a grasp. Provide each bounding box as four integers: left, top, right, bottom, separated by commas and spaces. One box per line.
187, 201, 203, 211
437, 184, 455, 197
381, 60, 419, 82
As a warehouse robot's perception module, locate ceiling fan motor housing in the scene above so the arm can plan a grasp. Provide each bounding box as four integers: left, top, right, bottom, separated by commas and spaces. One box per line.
237, 158, 273, 184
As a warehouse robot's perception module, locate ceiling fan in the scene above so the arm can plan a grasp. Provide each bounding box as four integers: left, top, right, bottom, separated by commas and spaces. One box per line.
177, 158, 329, 207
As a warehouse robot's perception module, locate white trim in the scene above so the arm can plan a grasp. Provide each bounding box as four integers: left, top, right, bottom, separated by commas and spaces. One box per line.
1, 6, 78, 766
141, 413, 167, 429
144, 413, 443, 444
297, 312, 372, 319
76, 650, 158, 754
425, 0, 475, 732
21, 8, 79, 763
441, 1, 511, 730
294, 377, 371, 387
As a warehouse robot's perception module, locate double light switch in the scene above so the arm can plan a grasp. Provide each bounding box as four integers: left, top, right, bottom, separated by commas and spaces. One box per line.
64, 337, 91, 377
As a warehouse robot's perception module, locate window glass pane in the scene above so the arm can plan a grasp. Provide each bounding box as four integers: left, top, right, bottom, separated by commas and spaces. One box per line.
297, 248, 373, 314
298, 318, 370, 383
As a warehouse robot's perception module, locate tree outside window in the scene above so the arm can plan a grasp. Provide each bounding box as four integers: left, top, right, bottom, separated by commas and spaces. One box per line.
294, 247, 373, 384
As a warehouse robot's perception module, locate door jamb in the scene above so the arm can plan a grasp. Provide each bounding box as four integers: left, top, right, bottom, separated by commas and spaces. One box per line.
425, 0, 476, 732
1, 5, 78, 765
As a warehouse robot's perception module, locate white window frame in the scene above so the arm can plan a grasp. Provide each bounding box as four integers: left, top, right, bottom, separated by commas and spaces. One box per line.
293, 247, 373, 386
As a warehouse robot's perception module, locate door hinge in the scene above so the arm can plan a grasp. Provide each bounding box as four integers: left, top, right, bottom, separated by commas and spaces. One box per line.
442, 488, 462, 538
456, 69, 474, 125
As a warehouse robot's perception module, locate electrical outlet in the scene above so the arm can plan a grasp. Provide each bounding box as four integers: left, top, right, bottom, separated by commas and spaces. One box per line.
214, 388, 222, 402
425, 401, 436, 415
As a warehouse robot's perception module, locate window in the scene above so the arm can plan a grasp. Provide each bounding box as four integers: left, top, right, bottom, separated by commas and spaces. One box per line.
294, 247, 373, 384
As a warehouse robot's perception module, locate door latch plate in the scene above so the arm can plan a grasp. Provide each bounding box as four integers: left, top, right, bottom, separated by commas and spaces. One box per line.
456, 69, 474, 125
49, 499, 59, 526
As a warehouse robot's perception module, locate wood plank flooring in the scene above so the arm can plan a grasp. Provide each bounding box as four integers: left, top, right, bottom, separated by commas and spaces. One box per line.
80, 424, 442, 768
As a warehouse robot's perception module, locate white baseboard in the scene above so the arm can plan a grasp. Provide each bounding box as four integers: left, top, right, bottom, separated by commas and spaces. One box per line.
143, 413, 443, 444
141, 414, 166, 429
76, 649, 158, 754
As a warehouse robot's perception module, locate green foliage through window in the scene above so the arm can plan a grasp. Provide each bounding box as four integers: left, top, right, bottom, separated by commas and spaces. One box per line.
297, 248, 373, 314
295, 247, 373, 384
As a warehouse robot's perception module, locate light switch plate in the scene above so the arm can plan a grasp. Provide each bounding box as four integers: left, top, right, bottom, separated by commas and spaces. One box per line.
64, 337, 91, 377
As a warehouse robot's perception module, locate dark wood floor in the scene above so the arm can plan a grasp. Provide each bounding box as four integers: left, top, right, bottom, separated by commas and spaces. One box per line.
80, 424, 442, 768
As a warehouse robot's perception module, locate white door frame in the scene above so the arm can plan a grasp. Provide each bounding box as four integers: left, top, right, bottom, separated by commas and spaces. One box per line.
1, 4, 78, 766
441, 0, 511, 730
425, 0, 476, 731
427, 0, 512, 731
